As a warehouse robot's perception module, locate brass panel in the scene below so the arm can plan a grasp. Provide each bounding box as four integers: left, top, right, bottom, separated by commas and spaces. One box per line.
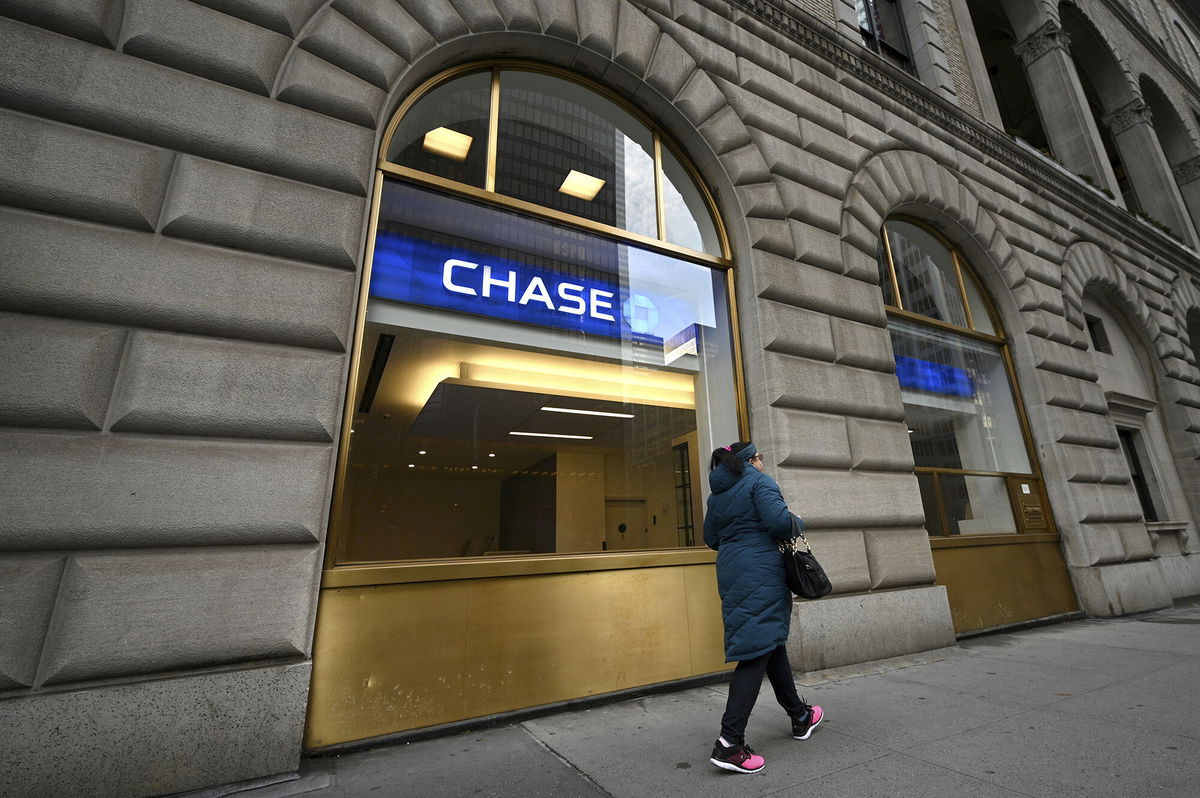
305, 564, 727, 748
325, 548, 717, 588
932, 540, 1078, 634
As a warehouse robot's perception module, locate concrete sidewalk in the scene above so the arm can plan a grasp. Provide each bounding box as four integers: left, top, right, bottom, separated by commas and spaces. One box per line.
238, 600, 1200, 798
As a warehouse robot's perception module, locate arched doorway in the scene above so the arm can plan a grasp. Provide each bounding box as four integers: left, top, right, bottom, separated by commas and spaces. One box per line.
877, 218, 1078, 633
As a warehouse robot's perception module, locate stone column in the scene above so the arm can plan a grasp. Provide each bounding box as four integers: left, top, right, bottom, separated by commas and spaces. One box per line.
1014, 22, 1122, 201
1105, 101, 1200, 248
1172, 155, 1200, 243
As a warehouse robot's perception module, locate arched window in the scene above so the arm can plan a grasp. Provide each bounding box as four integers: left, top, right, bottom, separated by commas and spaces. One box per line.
329, 65, 740, 565
878, 219, 1050, 536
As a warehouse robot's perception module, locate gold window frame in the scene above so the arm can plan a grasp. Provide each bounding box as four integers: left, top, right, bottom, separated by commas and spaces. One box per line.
324, 62, 747, 583
878, 217, 1057, 541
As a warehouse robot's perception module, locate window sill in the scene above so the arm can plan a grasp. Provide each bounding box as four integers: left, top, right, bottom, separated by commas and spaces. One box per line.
929, 532, 1059, 549
323, 547, 717, 588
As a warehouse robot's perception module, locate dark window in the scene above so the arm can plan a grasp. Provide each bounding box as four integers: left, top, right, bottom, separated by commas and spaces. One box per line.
856, 0, 914, 72
1117, 428, 1159, 522
1084, 313, 1112, 354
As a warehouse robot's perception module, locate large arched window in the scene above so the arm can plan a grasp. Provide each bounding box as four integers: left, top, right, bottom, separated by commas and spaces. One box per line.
328, 65, 740, 565
879, 219, 1050, 536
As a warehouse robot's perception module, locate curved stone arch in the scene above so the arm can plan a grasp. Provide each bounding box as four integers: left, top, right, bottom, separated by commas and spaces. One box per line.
1059, 1, 1141, 113
840, 148, 1026, 314
1138, 74, 1198, 165
1060, 240, 1166, 358
268, 0, 771, 260
1171, 275, 1200, 368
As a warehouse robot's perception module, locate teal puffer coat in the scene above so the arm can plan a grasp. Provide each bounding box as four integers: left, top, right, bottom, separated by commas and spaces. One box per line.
703, 463, 799, 662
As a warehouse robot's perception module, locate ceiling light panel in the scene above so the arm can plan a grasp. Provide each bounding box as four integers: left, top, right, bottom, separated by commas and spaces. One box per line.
558, 170, 605, 201
423, 127, 473, 161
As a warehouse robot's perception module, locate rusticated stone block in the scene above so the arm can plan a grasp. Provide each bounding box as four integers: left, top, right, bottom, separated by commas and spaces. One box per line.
1056, 442, 1133, 485
0, 0, 122, 46
36, 545, 319, 685
109, 331, 344, 442
0, 19, 373, 195
788, 586, 955, 672
276, 48, 386, 128
613, 2, 659, 77
1, 661, 310, 797
191, 0, 325, 37
773, 407, 852, 469
644, 23, 695, 100
846, 417, 914, 472
863, 527, 936, 589
1060, 521, 1127, 567
0, 209, 356, 351
0, 431, 331, 551
0, 313, 126, 430
0, 109, 174, 230
753, 133, 850, 196
1038, 368, 1107, 412
0, 555, 65, 689
806, 528, 871, 593
1042, 405, 1119, 448
121, 0, 290, 95
755, 251, 887, 326
831, 316, 893, 371
775, 468, 925, 528
1070, 560, 1171, 617
758, 300, 835, 361
764, 350, 905, 421
332, 0, 436, 62
1068, 482, 1144, 525
299, 8, 404, 89
160, 155, 364, 271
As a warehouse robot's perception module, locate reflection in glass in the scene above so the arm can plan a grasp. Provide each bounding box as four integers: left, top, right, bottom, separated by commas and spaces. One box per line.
887, 221, 968, 326
337, 182, 738, 563
960, 268, 996, 335
386, 71, 491, 188
495, 71, 657, 237
661, 146, 722, 256
938, 473, 1018, 535
891, 318, 1031, 474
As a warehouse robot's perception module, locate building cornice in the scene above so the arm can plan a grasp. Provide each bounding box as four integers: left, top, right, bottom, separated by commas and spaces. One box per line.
715, 0, 1199, 272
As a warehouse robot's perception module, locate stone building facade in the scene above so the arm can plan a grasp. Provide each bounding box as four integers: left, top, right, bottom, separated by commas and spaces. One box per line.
1, 1, 1198, 796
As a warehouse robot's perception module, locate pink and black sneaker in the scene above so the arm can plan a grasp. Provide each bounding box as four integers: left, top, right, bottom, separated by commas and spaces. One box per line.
709, 739, 765, 773
791, 704, 824, 740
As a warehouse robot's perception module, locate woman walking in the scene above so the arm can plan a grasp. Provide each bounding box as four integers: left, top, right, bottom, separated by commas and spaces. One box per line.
704, 441, 824, 774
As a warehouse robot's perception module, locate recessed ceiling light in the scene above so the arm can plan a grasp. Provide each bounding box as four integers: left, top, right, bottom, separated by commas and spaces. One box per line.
418, 450, 427, 455
488, 453, 496, 457
541, 406, 634, 419
558, 169, 605, 200
471, 465, 479, 470
408, 463, 416, 467
509, 431, 594, 440
422, 127, 472, 161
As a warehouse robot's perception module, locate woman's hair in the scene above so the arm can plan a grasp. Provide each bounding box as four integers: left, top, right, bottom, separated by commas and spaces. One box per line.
710, 441, 754, 474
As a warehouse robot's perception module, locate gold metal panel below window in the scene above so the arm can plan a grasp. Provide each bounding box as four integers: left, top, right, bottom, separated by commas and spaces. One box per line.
304, 564, 729, 749
932, 539, 1078, 634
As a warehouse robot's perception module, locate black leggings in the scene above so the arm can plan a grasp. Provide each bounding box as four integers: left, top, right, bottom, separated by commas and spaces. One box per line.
719, 645, 807, 743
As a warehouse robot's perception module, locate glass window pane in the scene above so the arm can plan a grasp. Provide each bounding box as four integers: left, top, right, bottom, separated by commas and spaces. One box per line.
337, 181, 739, 563
874, 0, 909, 57
939, 474, 1018, 535
890, 318, 1032, 474
386, 71, 491, 188
961, 269, 997, 335
887, 221, 968, 327
494, 70, 658, 238
661, 146, 722, 257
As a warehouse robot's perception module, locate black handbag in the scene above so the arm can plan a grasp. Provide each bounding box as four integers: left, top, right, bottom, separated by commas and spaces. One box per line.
779, 516, 832, 599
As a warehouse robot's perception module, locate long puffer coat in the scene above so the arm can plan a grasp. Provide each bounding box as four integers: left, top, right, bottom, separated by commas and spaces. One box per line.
703, 462, 799, 662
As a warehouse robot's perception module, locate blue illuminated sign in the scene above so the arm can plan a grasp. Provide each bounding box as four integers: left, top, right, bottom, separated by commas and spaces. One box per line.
894, 355, 974, 398
371, 231, 687, 344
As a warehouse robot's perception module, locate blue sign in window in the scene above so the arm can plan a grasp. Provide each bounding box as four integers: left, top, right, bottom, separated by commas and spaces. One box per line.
370, 230, 713, 348
894, 354, 974, 398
